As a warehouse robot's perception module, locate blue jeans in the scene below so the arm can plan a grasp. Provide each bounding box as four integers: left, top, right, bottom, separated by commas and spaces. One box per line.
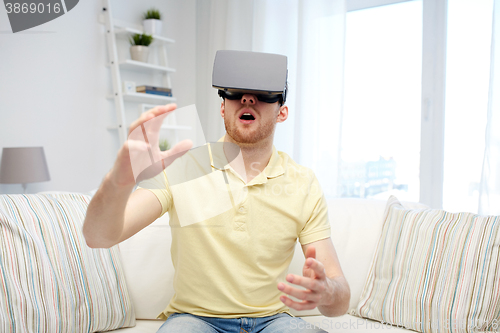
157, 312, 326, 332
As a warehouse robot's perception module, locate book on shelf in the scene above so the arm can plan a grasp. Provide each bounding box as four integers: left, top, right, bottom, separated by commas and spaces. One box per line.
136, 90, 173, 97
136, 85, 172, 93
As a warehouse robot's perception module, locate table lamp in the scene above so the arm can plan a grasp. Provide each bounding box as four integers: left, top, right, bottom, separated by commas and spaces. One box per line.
0, 147, 51, 193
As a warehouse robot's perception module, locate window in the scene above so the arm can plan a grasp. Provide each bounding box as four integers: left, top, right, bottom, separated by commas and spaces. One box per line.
342, 0, 493, 210
443, 0, 493, 213
340, 1, 422, 202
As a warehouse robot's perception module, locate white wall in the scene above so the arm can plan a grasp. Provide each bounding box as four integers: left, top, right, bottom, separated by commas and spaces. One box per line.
0, 0, 196, 194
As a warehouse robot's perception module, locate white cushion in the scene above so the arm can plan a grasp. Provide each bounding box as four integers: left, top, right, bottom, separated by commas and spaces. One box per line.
325, 198, 391, 312
119, 213, 173, 319
113, 319, 164, 332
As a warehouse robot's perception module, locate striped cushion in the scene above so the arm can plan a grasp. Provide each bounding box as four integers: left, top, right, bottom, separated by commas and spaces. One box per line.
356, 196, 500, 333
0, 193, 135, 332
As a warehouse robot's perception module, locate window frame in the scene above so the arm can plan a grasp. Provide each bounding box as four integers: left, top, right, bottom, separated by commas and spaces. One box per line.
346, 0, 447, 208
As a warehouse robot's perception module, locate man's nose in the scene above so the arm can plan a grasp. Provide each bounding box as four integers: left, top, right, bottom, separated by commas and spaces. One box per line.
241, 94, 256, 104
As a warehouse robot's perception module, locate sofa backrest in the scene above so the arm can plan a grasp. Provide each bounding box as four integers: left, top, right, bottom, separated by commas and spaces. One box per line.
290, 198, 427, 314
119, 196, 427, 319
288, 198, 388, 316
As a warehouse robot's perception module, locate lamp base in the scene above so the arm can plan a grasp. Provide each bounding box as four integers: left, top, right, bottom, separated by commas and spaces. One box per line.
21, 183, 27, 194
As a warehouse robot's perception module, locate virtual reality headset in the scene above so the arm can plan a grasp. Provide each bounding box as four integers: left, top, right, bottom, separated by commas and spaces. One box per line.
212, 50, 288, 105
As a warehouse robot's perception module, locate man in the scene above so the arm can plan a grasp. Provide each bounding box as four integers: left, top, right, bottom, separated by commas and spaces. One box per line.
83, 50, 350, 332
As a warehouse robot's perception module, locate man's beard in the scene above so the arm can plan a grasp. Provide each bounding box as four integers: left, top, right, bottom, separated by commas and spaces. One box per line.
224, 116, 276, 144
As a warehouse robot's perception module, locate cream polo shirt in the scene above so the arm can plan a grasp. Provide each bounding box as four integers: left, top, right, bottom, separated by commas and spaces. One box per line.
138, 139, 331, 319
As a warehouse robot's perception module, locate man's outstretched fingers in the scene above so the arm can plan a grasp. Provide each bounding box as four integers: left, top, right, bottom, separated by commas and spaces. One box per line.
160, 139, 193, 168
146, 103, 176, 117
279, 295, 317, 311
126, 139, 150, 152
305, 245, 316, 260
128, 103, 177, 135
277, 281, 320, 302
303, 246, 317, 279
306, 258, 327, 280
286, 274, 317, 290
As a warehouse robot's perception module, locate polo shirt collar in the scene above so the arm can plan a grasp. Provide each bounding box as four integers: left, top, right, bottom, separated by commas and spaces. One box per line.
264, 146, 284, 179
211, 136, 284, 182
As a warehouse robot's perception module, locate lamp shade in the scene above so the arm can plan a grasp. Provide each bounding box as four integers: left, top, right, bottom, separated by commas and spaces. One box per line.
0, 147, 50, 184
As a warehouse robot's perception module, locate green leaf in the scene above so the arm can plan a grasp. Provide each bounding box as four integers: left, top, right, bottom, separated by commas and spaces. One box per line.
159, 139, 170, 151
130, 33, 153, 46
143, 8, 162, 20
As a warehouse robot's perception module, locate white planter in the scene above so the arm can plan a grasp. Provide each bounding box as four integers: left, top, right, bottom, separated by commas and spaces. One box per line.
142, 19, 162, 35
130, 45, 150, 62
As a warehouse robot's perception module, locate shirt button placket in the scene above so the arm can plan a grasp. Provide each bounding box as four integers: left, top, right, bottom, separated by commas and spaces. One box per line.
234, 206, 246, 231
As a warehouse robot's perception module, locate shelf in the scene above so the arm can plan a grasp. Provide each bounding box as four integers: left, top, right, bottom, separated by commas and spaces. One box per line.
98, 16, 175, 44
118, 59, 175, 73
113, 23, 175, 44
161, 125, 191, 130
107, 125, 192, 131
108, 92, 176, 104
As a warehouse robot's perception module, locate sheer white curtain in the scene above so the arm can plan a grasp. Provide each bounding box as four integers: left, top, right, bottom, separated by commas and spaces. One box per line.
479, 0, 500, 215
196, 0, 346, 196
195, 0, 255, 143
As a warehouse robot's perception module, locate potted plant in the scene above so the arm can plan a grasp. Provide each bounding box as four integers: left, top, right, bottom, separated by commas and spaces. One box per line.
159, 138, 170, 151
143, 8, 162, 35
129, 33, 153, 62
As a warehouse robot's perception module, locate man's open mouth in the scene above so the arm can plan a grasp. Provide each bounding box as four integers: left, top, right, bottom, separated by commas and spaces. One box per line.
240, 113, 255, 120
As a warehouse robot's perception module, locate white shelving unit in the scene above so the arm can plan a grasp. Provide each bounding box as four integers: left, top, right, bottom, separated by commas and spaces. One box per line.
118, 59, 176, 73
101, 0, 189, 146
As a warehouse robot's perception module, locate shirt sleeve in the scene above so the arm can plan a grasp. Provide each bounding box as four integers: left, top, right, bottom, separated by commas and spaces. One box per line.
136, 170, 173, 217
298, 174, 331, 245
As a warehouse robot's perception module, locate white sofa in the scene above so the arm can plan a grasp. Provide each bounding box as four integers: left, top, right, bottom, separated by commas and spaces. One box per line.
3, 192, 498, 332
0, 193, 448, 333
115, 197, 427, 333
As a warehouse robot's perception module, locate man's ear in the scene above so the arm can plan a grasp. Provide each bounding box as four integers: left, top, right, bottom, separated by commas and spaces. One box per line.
276, 105, 288, 123
220, 101, 225, 118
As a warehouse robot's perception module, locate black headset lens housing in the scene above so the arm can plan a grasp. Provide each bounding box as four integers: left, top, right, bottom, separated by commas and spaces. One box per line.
218, 90, 283, 105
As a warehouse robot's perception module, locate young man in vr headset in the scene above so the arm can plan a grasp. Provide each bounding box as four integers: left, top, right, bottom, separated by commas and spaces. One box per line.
83, 50, 350, 332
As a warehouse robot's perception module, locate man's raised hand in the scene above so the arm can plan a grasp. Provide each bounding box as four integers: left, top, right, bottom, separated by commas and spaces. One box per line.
109, 103, 193, 188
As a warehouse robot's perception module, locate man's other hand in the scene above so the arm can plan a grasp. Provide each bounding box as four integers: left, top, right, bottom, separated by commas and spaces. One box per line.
277, 246, 331, 311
